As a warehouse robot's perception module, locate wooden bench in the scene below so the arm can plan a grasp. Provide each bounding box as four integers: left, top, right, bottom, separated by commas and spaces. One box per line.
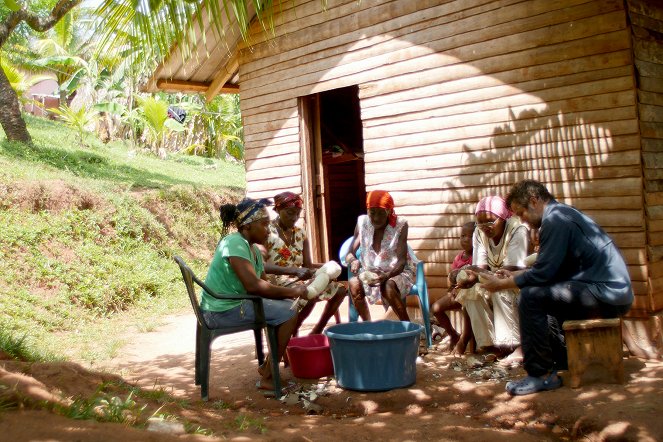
562, 318, 624, 388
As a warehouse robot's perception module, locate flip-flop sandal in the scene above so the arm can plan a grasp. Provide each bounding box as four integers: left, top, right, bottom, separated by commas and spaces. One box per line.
505, 373, 562, 396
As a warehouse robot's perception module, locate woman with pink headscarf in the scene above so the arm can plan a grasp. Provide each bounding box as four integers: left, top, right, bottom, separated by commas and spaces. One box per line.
460, 196, 529, 363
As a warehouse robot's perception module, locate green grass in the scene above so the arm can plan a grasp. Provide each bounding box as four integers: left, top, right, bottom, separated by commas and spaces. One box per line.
0, 115, 245, 190
0, 115, 245, 362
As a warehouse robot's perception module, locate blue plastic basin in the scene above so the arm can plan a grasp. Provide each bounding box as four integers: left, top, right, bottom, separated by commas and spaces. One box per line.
324, 320, 423, 391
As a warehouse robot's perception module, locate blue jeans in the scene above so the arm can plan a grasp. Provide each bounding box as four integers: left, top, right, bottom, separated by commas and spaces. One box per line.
202, 298, 295, 329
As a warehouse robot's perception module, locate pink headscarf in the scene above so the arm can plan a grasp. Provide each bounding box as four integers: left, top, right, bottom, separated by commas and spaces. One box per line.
475, 196, 511, 219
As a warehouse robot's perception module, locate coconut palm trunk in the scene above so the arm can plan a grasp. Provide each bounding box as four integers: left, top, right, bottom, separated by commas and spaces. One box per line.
0, 66, 31, 143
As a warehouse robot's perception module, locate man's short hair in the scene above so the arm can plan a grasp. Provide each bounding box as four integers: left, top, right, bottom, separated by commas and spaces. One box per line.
506, 180, 554, 207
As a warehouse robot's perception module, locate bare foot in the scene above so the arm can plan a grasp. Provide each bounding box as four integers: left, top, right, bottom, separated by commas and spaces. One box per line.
446, 333, 459, 352
498, 346, 523, 367
257, 362, 271, 380
256, 378, 274, 391
450, 338, 468, 357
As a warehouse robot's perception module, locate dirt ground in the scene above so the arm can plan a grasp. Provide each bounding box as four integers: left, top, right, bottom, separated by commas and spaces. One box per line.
2, 301, 662, 441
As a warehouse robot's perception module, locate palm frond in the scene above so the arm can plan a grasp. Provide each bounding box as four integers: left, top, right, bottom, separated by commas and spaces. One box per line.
93, 0, 292, 73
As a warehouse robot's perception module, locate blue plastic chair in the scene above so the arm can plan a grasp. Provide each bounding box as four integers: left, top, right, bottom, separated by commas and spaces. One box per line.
338, 237, 433, 348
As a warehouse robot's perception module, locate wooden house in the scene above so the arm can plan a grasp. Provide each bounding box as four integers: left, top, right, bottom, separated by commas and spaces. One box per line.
149, 0, 663, 344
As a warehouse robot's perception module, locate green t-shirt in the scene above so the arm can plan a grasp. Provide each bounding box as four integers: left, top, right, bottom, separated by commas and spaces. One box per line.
201, 232, 264, 312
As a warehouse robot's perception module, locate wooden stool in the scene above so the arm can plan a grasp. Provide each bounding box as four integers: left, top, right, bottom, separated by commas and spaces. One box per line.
562, 318, 624, 388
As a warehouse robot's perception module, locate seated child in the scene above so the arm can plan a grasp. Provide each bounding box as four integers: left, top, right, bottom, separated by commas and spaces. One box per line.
431, 221, 475, 355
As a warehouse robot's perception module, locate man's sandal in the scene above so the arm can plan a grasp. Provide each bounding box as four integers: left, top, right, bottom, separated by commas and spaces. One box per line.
505, 372, 562, 396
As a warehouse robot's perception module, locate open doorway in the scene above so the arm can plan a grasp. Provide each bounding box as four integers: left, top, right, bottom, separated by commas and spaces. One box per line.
300, 85, 366, 267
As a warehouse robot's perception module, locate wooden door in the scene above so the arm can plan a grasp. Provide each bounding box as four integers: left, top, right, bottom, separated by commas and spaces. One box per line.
300, 86, 366, 264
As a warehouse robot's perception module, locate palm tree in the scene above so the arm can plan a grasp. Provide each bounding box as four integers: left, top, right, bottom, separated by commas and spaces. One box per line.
0, 0, 84, 143
1, 0, 315, 144
94, 0, 281, 66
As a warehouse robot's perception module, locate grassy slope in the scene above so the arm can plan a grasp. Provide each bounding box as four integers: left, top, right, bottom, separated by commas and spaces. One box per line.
0, 115, 245, 362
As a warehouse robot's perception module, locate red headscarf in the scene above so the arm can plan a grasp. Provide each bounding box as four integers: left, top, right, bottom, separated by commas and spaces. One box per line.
274, 192, 303, 211
366, 190, 397, 227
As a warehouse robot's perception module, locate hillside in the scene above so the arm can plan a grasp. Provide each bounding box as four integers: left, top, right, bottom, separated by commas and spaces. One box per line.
0, 115, 244, 362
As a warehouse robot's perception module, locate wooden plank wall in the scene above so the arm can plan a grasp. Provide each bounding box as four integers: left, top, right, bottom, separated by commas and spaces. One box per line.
238, 0, 649, 313
629, 0, 663, 313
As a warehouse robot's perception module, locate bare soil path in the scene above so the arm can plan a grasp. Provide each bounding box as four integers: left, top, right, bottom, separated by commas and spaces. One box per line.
2, 301, 662, 441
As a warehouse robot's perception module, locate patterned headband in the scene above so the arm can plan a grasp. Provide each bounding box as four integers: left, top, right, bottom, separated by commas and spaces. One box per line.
236, 198, 271, 227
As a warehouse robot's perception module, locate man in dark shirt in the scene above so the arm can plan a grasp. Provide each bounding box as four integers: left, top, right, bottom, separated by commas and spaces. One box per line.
481, 180, 633, 395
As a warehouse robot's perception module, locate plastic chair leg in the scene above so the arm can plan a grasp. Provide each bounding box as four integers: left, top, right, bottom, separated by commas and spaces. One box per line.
253, 328, 265, 364
266, 326, 282, 398
418, 290, 433, 348
199, 337, 212, 401
194, 325, 202, 385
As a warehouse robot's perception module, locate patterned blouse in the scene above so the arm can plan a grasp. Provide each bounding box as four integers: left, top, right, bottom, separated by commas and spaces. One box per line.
264, 220, 307, 287
357, 214, 414, 304
264, 219, 341, 297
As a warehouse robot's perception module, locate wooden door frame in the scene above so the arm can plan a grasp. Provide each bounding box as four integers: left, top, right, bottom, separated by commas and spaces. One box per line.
298, 95, 329, 262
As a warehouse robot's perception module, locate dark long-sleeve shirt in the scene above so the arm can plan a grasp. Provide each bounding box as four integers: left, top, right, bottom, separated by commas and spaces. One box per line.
514, 201, 633, 306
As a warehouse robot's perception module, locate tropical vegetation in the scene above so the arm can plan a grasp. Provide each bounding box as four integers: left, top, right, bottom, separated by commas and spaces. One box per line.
0, 0, 277, 159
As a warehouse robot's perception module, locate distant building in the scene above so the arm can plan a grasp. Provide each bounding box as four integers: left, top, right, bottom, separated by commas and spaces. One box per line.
24, 79, 59, 118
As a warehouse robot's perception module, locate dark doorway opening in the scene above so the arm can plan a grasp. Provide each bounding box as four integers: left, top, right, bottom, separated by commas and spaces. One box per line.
301, 85, 366, 268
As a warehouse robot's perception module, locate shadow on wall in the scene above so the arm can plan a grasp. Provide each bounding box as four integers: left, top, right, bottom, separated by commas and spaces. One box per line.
421, 103, 641, 290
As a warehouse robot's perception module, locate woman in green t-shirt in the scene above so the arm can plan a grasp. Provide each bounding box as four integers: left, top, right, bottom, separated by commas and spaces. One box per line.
202, 197, 306, 391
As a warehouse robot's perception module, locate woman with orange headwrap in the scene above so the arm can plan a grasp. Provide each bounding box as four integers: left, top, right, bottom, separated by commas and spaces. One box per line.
345, 190, 414, 321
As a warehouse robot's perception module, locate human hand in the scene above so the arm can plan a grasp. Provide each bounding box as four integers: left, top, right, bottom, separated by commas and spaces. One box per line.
372, 270, 390, 286
292, 284, 308, 299
448, 286, 459, 300
349, 259, 361, 274
479, 273, 505, 292
494, 269, 512, 279
294, 267, 314, 280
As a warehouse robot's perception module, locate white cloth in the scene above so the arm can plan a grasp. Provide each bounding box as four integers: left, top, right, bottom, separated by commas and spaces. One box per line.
307, 261, 342, 299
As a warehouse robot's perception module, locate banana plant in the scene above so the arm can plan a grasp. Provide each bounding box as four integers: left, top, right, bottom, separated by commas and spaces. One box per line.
205, 94, 244, 160
131, 96, 184, 151
31, 8, 90, 106
50, 104, 98, 147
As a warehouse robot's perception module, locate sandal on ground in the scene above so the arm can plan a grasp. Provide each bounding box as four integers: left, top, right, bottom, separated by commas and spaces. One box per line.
505, 373, 562, 396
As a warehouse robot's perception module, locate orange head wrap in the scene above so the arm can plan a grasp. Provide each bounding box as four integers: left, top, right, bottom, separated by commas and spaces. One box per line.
366, 190, 397, 227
